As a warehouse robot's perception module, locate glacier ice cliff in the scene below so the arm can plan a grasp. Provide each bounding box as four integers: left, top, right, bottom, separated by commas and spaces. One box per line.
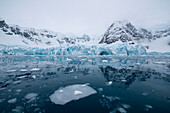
0, 43, 147, 56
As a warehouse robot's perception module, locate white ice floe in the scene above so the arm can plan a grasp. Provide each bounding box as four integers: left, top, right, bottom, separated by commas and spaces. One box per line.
118, 107, 127, 113
106, 81, 113, 86
66, 58, 72, 61
7, 69, 17, 73
142, 92, 149, 96
25, 93, 38, 102
16, 89, 22, 93
88, 60, 92, 62
121, 104, 130, 109
145, 105, 153, 109
49, 84, 96, 105
8, 98, 17, 104
20, 69, 28, 72
98, 88, 103, 92
13, 80, 22, 84
144, 104, 153, 111
32, 75, 37, 79
102, 60, 108, 63
30, 68, 41, 71
121, 80, 127, 83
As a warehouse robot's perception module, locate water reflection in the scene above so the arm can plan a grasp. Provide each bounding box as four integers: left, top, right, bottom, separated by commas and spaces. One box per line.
0, 56, 170, 113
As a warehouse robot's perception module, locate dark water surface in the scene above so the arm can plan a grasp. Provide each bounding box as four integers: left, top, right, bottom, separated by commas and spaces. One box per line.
0, 56, 170, 113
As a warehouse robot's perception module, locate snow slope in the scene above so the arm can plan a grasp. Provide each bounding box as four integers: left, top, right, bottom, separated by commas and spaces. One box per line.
142, 36, 170, 53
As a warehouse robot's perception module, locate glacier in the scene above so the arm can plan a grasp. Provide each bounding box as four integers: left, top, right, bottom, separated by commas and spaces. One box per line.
0, 43, 147, 55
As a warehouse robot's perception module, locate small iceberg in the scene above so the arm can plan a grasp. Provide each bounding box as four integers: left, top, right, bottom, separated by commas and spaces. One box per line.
49, 84, 97, 105
25, 93, 38, 102
8, 98, 17, 104
20, 69, 28, 72
30, 68, 41, 71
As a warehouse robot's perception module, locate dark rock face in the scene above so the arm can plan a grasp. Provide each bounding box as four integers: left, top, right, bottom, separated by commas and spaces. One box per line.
99, 21, 154, 44
0, 19, 8, 28
154, 27, 170, 38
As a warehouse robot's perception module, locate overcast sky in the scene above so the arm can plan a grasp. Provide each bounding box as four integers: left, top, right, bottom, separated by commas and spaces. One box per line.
0, 0, 170, 35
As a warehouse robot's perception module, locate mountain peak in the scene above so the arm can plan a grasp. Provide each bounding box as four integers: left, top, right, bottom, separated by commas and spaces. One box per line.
99, 20, 142, 44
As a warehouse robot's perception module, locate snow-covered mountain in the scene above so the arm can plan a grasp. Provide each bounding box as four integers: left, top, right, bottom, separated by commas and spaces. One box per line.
99, 20, 153, 44
0, 18, 169, 55
153, 26, 170, 38
99, 20, 170, 53
0, 18, 91, 48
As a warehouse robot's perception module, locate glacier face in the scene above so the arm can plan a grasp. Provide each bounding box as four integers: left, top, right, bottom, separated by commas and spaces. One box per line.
0, 43, 147, 55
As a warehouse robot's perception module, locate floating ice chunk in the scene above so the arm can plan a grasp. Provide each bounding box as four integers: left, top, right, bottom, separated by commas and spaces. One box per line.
74, 90, 83, 95
88, 60, 92, 62
154, 62, 166, 64
32, 75, 36, 79
98, 88, 103, 92
113, 96, 120, 100
106, 81, 113, 85
49, 84, 97, 105
73, 76, 78, 79
20, 69, 28, 72
13, 80, 22, 84
118, 107, 127, 113
69, 69, 74, 72
121, 104, 130, 109
7, 69, 17, 73
109, 81, 112, 85
121, 80, 127, 82
66, 58, 72, 61
142, 92, 149, 96
102, 60, 108, 63
16, 89, 22, 93
8, 98, 17, 104
17, 76, 27, 79
80, 59, 87, 61
136, 63, 140, 65
25, 93, 38, 101
30, 68, 41, 71
0, 99, 5, 103
12, 106, 24, 113
144, 105, 153, 111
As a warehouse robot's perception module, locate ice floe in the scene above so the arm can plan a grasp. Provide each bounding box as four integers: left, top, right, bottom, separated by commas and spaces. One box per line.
20, 69, 28, 72
8, 98, 17, 104
25, 93, 38, 102
102, 60, 108, 63
30, 68, 41, 71
49, 84, 97, 105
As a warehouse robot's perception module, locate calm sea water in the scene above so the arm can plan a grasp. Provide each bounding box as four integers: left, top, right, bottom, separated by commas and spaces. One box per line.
0, 56, 170, 113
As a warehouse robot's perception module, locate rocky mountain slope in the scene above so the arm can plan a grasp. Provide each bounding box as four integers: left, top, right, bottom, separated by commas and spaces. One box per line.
0, 18, 91, 47
99, 20, 169, 44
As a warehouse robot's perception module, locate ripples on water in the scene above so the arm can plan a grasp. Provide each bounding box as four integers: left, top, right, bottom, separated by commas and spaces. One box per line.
0, 56, 170, 113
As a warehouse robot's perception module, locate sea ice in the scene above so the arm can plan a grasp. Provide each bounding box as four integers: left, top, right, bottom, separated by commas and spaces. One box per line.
49, 84, 96, 105
118, 107, 127, 113
30, 68, 41, 71
8, 98, 17, 104
7, 69, 17, 73
20, 69, 28, 72
25, 93, 38, 102
144, 104, 153, 111
102, 60, 108, 63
